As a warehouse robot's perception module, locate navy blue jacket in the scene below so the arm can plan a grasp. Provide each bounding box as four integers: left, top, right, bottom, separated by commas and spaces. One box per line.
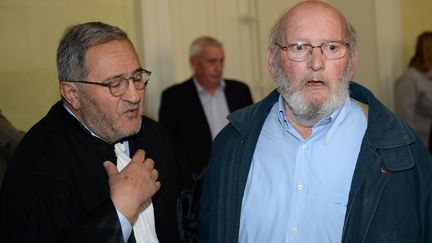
200, 82, 432, 243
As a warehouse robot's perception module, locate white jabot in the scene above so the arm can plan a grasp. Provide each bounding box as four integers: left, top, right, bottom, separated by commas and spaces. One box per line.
114, 143, 159, 243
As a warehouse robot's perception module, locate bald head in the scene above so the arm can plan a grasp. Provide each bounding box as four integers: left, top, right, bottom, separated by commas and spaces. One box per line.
271, 1, 355, 47
285, 1, 345, 39
286, 1, 343, 19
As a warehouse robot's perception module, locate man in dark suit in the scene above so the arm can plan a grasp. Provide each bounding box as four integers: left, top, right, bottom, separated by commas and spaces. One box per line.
0, 22, 183, 243
160, 36, 253, 175
159, 36, 253, 242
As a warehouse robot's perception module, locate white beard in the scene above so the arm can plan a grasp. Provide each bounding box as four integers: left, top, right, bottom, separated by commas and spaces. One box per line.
274, 65, 350, 127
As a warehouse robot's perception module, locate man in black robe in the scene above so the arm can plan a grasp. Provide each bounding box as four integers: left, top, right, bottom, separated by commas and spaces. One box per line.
0, 22, 184, 243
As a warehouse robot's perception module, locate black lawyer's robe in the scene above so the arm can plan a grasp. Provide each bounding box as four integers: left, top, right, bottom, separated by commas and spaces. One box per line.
0, 101, 183, 243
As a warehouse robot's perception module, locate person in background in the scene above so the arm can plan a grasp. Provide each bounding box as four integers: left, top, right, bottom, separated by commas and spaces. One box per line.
200, 1, 432, 243
0, 22, 184, 243
0, 110, 25, 187
160, 36, 253, 176
395, 31, 432, 149
159, 36, 253, 242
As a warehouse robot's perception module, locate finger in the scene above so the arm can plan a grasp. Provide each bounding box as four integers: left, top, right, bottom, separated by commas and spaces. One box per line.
151, 168, 159, 181
130, 149, 145, 164
143, 158, 155, 169
154, 181, 161, 192
103, 161, 118, 176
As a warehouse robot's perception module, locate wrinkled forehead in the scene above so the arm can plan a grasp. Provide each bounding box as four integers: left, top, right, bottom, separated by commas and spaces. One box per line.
281, 2, 346, 42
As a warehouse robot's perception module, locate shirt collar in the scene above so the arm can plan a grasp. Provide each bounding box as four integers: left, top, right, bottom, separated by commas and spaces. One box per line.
193, 77, 226, 95
276, 94, 349, 141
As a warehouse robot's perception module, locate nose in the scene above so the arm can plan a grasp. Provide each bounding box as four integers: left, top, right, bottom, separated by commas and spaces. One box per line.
308, 47, 325, 71
121, 79, 141, 103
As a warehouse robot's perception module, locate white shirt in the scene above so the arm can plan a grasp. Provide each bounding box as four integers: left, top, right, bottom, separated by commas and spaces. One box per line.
194, 78, 230, 139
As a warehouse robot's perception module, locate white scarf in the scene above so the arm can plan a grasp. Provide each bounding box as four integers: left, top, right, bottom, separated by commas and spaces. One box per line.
114, 143, 159, 243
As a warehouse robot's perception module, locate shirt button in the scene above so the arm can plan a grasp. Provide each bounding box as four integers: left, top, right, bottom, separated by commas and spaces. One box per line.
292, 227, 298, 235
297, 184, 304, 191
301, 144, 308, 149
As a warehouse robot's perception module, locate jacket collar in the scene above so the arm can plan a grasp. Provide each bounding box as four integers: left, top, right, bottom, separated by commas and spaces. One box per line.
227, 89, 278, 135
348, 82, 416, 149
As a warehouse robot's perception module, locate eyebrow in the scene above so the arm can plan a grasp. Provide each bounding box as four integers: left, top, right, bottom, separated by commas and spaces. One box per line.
102, 67, 144, 82
288, 40, 345, 44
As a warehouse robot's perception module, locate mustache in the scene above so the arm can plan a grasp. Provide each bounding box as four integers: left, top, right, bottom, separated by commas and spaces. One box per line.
275, 65, 330, 89
120, 103, 142, 113
301, 75, 330, 85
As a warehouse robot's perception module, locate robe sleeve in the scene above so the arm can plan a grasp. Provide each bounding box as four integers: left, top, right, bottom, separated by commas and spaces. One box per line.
0, 174, 125, 243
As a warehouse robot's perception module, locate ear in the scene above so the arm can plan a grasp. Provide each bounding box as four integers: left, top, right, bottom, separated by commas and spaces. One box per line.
266, 49, 277, 78
347, 49, 358, 80
60, 82, 80, 110
189, 56, 197, 70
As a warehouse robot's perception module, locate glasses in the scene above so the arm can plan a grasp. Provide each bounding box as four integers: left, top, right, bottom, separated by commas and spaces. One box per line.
275, 41, 349, 62
65, 69, 151, 97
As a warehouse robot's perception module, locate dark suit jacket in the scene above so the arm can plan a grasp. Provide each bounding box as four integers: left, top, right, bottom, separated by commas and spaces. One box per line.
0, 101, 183, 243
159, 78, 253, 175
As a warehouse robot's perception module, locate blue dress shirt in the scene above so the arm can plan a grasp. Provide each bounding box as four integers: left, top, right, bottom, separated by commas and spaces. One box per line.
239, 95, 367, 243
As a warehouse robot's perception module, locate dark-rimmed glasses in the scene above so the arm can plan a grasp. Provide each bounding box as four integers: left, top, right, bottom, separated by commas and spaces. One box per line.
275, 41, 349, 62
65, 69, 151, 97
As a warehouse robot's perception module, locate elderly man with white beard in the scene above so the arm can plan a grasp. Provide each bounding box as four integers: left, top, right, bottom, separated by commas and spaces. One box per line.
199, 1, 432, 243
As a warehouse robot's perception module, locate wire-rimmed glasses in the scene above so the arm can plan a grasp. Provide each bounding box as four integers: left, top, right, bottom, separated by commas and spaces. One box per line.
275, 41, 349, 62
65, 68, 151, 97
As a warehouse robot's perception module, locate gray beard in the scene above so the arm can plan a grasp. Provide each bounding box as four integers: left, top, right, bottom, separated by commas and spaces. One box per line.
79, 93, 142, 143
275, 66, 350, 127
